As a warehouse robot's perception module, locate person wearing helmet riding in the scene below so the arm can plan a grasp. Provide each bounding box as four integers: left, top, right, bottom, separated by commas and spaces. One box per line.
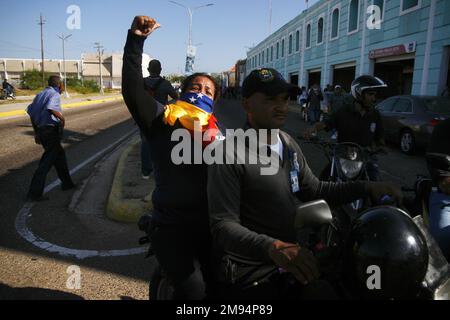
303, 75, 388, 181
426, 118, 450, 261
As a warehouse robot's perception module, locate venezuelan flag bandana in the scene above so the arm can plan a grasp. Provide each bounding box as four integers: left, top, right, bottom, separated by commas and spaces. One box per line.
163, 93, 220, 148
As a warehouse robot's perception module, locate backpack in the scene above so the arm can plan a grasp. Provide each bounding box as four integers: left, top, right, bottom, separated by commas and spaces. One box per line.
147, 77, 165, 97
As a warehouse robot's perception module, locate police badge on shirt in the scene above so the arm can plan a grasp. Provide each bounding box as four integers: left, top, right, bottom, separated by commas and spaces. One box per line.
370, 122, 377, 133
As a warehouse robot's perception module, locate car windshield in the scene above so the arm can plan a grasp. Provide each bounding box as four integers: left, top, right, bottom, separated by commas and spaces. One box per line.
424, 98, 450, 115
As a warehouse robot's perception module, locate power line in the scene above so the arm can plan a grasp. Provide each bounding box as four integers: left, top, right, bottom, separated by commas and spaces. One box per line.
57, 33, 72, 98
94, 42, 104, 95
38, 13, 46, 86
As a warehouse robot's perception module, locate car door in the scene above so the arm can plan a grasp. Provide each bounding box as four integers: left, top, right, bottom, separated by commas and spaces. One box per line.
391, 97, 414, 140
376, 97, 398, 142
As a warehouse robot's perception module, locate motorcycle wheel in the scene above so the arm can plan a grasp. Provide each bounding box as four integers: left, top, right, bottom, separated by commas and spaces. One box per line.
149, 264, 175, 300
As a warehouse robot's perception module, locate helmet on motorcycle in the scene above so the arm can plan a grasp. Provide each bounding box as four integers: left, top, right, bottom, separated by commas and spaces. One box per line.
343, 206, 429, 300
427, 119, 450, 183
350, 75, 387, 102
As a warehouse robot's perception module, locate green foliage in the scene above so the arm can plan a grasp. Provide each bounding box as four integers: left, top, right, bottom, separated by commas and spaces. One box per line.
20, 70, 100, 94
21, 69, 50, 90
166, 74, 186, 85
66, 77, 99, 94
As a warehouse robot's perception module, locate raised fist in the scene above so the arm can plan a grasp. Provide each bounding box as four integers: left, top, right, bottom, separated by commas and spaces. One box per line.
131, 16, 161, 37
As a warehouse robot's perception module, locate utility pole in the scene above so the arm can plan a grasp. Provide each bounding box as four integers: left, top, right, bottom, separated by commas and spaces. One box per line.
38, 14, 46, 87
268, 0, 272, 35
169, 1, 214, 75
94, 42, 104, 95
57, 33, 72, 98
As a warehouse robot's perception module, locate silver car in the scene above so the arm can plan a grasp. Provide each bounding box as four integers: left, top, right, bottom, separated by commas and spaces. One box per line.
376, 96, 450, 154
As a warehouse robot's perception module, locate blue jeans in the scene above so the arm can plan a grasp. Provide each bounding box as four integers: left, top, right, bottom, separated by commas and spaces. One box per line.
140, 131, 153, 176
308, 108, 321, 124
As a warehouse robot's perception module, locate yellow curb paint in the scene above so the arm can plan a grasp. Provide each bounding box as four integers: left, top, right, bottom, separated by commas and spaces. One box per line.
106, 138, 153, 223
0, 96, 123, 119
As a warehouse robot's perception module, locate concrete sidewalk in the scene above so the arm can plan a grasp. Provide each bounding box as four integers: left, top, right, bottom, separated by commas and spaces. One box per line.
0, 93, 123, 119
106, 137, 155, 223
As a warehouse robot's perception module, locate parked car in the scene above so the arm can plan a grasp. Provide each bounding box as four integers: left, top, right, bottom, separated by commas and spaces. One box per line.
376, 95, 450, 154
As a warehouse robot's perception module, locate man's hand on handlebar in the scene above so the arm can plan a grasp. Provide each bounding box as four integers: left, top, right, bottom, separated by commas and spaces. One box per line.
268, 240, 320, 285
367, 181, 403, 205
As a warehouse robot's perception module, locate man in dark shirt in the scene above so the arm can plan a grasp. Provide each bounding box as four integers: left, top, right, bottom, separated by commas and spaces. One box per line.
140, 59, 179, 179
207, 68, 402, 299
304, 75, 388, 181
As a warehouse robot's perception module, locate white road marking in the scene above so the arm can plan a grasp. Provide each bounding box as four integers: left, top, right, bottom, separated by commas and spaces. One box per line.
14, 128, 148, 260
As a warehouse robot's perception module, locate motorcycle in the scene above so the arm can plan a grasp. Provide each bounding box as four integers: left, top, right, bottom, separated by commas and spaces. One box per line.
299, 137, 387, 215
294, 199, 450, 300
0, 88, 16, 100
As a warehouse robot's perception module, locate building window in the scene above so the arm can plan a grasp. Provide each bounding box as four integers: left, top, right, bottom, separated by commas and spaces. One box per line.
306, 24, 311, 48
271, 46, 274, 61
372, 0, 385, 21
281, 39, 285, 57
295, 30, 300, 51
276, 42, 279, 59
266, 48, 269, 63
317, 18, 324, 44
262, 51, 265, 65
289, 34, 293, 55
401, 0, 420, 13
331, 8, 340, 39
348, 0, 359, 34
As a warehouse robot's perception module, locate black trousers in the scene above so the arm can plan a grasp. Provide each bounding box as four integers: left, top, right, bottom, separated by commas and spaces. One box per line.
150, 220, 214, 300
27, 126, 73, 198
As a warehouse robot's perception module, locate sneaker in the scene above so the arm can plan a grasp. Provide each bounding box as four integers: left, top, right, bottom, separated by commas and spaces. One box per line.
142, 174, 150, 180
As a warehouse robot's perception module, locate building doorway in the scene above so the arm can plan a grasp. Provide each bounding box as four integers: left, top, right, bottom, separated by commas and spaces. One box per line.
289, 73, 299, 100
374, 58, 415, 98
308, 70, 321, 90
333, 65, 356, 93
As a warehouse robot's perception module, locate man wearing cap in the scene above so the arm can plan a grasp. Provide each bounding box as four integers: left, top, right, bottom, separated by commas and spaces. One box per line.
207, 68, 402, 299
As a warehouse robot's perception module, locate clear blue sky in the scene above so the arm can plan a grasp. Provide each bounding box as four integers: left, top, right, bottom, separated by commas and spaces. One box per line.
0, 0, 319, 75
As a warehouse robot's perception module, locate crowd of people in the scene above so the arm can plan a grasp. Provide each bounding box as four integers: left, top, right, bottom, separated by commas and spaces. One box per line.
119, 15, 449, 300
20, 14, 450, 301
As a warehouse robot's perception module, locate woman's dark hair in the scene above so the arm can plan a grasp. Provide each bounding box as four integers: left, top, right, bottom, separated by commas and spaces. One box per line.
181, 73, 221, 101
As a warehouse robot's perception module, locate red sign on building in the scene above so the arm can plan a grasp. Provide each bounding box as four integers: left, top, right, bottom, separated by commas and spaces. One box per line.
369, 42, 416, 59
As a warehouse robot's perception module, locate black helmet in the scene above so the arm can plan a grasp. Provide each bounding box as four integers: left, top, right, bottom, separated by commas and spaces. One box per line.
344, 206, 429, 300
351, 75, 387, 102
427, 119, 450, 182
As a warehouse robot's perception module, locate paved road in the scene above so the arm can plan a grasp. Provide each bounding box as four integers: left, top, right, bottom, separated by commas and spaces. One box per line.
0, 98, 429, 300
0, 100, 152, 300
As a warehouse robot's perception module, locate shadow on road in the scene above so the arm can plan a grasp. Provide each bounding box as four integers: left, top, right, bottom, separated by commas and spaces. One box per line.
0, 283, 84, 300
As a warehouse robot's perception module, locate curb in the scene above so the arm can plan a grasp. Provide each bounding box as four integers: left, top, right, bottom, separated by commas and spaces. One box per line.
106, 138, 153, 223
0, 96, 123, 119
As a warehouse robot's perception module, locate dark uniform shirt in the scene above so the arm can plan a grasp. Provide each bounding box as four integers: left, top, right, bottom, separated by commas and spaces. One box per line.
208, 129, 369, 262
324, 101, 384, 147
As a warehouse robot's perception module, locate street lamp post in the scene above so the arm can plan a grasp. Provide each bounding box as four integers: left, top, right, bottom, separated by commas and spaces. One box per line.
57, 33, 72, 98
169, 1, 214, 74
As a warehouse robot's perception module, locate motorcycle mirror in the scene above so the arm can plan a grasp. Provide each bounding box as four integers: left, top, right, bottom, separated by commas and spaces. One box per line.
294, 200, 333, 231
